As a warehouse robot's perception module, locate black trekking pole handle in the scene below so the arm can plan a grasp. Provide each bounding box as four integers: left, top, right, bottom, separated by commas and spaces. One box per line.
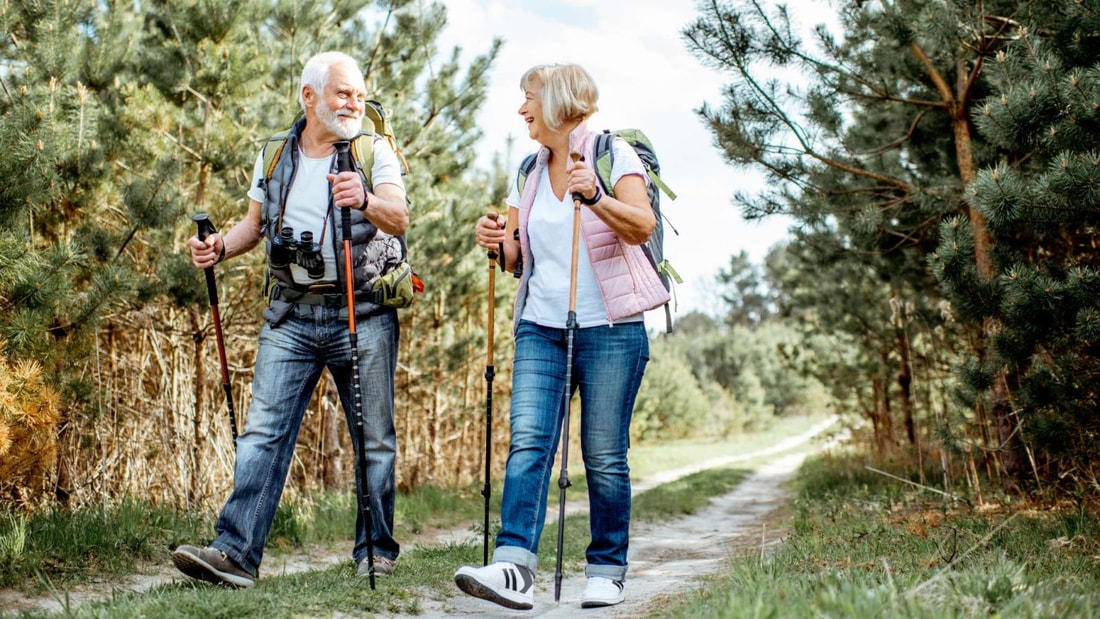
193, 213, 238, 449
336, 141, 377, 589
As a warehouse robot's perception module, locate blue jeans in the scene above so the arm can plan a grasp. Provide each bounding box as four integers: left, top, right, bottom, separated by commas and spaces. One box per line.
211, 304, 399, 576
492, 320, 649, 582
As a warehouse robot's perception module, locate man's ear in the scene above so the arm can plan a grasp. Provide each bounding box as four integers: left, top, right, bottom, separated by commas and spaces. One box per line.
301, 85, 316, 107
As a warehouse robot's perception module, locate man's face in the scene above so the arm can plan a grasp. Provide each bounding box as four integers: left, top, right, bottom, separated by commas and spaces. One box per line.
309, 63, 367, 140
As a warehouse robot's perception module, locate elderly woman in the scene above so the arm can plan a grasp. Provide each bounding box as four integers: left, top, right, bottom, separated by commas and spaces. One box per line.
454, 63, 668, 611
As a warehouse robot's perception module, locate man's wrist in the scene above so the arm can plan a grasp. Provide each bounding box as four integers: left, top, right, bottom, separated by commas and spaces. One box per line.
360, 193, 370, 212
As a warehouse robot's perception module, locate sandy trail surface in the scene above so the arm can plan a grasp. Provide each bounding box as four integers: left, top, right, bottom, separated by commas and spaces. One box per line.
0, 418, 837, 617
398, 417, 837, 618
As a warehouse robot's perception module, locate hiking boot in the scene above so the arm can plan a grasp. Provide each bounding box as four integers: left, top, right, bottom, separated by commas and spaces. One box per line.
171, 545, 254, 589
357, 555, 396, 577
581, 576, 624, 608
453, 561, 535, 610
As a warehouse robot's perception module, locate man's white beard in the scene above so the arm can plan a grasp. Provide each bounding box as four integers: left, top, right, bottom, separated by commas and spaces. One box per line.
316, 102, 361, 140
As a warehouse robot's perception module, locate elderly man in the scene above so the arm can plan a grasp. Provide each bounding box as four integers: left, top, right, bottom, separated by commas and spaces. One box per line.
174, 50, 408, 587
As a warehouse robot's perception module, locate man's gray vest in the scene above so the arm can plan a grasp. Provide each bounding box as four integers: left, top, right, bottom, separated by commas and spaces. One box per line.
259, 118, 404, 323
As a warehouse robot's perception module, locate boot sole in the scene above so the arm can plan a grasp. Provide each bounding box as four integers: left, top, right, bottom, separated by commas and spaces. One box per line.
172, 549, 254, 589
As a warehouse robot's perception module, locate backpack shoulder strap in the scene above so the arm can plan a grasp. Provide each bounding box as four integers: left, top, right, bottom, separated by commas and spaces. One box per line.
364, 100, 409, 176
351, 131, 376, 190
261, 130, 291, 182
594, 129, 678, 201
516, 152, 538, 197
261, 107, 402, 197
262, 126, 377, 187
593, 130, 616, 196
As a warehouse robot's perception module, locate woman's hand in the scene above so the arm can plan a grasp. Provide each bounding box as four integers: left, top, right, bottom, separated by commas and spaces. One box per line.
567, 156, 601, 204
475, 212, 506, 250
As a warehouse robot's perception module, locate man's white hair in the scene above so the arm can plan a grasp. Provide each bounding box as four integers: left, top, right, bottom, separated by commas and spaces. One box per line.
298, 51, 361, 112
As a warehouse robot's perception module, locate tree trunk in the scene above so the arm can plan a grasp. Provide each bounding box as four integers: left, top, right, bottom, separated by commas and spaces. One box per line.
322, 394, 344, 490
891, 290, 916, 445
950, 70, 1020, 479
870, 375, 892, 455
914, 42, 1019, 476
880, 365, 894, 453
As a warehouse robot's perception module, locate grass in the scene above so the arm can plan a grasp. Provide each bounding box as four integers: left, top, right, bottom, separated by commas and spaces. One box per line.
633, 467, 751, 523
0, 465, 751, 618
0, 499, 207, 591
628, 413, 830, 481
655, 450, 1100, 618
0, 416, 818, 617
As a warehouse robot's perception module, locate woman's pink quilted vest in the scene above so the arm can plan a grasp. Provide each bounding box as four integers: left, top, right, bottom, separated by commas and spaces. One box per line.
512, 123, 670, 333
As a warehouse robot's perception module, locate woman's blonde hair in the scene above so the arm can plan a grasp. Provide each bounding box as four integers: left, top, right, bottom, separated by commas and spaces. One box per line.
520, 64, 599, 131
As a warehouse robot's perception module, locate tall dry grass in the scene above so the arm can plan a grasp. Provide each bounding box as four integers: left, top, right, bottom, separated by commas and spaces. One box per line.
11, 290, 513, 512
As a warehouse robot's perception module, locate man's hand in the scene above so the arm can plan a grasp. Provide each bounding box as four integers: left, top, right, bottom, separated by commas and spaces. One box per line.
189, 233, 223, 269
328, 171, 366, 209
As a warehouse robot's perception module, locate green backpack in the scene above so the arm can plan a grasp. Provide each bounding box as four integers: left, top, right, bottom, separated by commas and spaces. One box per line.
517, 128, 681, 332
261, 100, 409, 188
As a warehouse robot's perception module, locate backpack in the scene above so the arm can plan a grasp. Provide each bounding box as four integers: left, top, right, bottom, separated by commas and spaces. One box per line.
517, 128, 681, 332
261, 100, 410, 188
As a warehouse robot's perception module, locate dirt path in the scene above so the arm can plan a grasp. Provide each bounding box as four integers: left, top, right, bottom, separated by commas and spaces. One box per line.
0, 417, 837, 616
398, 416, 838, 618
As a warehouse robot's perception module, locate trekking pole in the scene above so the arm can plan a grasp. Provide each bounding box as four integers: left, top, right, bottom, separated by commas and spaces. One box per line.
192, 213, 238, 450
554, 151, 584, 603
336, 141, 377, 590
481, 211, 505, 566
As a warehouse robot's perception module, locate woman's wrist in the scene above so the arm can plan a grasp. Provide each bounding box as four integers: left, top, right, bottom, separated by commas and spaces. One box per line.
578, 187, 603, 206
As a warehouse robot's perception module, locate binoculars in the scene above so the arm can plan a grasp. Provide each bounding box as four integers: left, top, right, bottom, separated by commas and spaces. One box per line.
270, 226, 324, 279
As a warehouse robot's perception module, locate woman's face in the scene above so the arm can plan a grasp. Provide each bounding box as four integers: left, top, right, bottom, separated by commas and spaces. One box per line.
519, 77, 549, 144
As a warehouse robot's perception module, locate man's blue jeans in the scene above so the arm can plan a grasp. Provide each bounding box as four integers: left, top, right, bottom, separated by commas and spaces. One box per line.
211, 305, 399, 576
493, 320, 649, 582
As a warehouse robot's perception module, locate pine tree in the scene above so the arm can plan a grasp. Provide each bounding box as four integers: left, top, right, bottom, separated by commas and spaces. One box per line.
717, 250, 772, 327
930, 2, 1100, 486
686, 0, 1100, 491
1, 0, 511, 508
683, 0, 989, 459
0, 1, 139, 377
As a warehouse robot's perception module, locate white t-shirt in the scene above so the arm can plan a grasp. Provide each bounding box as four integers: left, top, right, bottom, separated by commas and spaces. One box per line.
506, 138, 647, 328
247, 138, 405, 285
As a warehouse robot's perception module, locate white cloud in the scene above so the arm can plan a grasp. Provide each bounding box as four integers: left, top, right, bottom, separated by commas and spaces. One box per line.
434, 0, 797, 316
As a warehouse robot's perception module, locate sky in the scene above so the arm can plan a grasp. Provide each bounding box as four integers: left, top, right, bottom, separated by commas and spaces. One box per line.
433, 0, 801, 317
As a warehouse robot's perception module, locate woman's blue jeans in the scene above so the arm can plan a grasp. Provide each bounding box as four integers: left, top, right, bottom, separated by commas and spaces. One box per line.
211, 304, 399, 576
492, 320, 649, 582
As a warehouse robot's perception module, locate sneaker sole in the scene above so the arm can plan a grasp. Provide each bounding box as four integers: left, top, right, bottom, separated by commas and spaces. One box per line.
172, 550, 254, 589
581, 597, 625, 609
454, 572, 534, 610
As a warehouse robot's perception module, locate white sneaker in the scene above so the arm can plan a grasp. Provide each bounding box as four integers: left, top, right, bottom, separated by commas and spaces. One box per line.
454, 562, 535, 610
581, 576, 624, 608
